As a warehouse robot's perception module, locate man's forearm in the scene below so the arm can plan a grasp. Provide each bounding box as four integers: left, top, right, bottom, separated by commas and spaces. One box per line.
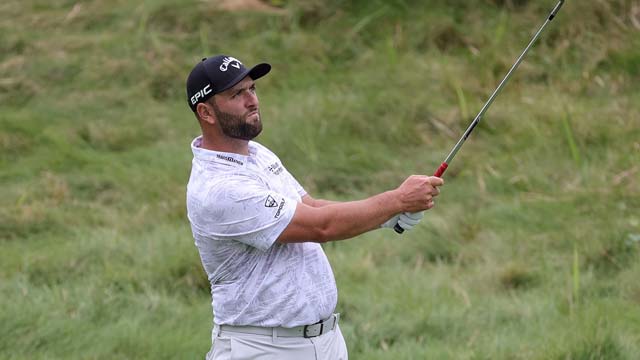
280, 175, 441, 244
309, 198, 338, 207
280, 191, 402, 244
314, 191, 402, 241
301, 195, 338, 208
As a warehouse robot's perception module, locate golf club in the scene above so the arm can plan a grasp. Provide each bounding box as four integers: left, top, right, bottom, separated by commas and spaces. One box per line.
395, 0, 565, 234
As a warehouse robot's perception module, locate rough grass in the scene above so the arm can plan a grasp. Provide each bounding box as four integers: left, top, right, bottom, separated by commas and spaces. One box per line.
1, 0, 639, 358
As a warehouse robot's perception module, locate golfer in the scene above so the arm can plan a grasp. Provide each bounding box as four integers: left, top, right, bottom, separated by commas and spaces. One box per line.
185, 55, 443, 360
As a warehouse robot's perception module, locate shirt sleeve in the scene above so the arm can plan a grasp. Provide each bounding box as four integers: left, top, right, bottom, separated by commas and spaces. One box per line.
286, 170, 307, 198
199, 180, 297, 251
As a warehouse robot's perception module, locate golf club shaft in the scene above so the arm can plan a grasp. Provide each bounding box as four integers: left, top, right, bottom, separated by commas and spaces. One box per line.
436, 0, 564, 176
395, 0, 564, 234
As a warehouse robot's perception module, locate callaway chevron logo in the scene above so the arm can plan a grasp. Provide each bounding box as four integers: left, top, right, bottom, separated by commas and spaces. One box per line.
220, 57, 242, 72
265, 195, 278, 208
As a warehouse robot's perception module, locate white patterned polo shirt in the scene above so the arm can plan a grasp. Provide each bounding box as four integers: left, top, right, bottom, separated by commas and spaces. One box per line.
186, 136, 338, 328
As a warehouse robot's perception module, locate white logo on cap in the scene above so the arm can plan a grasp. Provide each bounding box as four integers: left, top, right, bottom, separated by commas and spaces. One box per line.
191, 84, 212, 105
219, 57, 242, 72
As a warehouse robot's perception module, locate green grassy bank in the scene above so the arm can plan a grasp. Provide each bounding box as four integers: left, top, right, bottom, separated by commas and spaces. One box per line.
1, 0, 639, 358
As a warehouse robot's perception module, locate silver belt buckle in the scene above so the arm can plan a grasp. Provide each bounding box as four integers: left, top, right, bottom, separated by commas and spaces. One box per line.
303, 314, 337, 338
303, 322, 322, 338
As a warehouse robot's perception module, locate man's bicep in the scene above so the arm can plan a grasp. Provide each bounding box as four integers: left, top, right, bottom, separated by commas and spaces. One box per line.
277, 202, 328, 244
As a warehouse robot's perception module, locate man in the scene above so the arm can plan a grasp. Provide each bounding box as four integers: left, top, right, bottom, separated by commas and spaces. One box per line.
185, 55, 443, 360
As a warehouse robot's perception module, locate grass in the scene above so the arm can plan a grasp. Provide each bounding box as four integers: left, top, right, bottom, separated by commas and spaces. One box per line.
1, 0, 639, 358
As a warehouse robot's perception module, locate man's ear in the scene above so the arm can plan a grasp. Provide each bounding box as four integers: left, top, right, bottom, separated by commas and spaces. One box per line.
196, 101, 216, 125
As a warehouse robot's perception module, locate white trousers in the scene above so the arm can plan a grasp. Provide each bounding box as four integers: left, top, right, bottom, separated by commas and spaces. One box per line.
206, 324, 348, 360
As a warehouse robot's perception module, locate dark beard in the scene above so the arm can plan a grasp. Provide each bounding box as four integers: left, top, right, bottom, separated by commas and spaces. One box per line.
211, 101, 262, 141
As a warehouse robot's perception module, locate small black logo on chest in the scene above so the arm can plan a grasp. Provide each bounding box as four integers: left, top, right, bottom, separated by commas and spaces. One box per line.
266, 162, 284, 175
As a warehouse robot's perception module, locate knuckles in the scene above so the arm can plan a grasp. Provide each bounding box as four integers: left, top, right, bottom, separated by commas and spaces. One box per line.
401, 175, 442, 212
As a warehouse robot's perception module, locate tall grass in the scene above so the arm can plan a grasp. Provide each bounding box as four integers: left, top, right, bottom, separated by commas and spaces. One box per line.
1, 0, 639, 358
561, 110, 582, 167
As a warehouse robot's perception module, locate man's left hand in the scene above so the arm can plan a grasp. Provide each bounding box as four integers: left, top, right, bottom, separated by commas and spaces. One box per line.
381, 211, 424, 231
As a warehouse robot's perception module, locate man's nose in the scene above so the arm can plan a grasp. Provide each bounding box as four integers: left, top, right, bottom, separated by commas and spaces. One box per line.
245, 91, 258, 109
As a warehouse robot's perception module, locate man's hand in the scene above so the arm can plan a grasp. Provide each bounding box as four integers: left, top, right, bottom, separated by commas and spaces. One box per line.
381, 211, 425, 231
394, 175, 444, 213
398, 211, 424, 230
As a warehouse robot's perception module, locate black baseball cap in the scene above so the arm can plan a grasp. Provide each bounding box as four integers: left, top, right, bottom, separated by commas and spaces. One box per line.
186, 55, 271, 112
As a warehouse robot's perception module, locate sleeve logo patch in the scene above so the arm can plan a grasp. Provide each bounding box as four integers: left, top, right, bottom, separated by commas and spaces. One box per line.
274, 199, 285, 218
265, 195, 278, 208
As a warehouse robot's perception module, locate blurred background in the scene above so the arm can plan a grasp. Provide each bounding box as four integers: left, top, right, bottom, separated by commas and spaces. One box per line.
1, 0, 639, 358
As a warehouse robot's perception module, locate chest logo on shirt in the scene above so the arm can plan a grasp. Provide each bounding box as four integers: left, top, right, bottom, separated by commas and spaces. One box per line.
265, 195, 278, 208
266, 162, 284, 176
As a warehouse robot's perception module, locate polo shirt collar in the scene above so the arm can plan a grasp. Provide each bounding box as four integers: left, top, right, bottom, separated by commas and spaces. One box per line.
191, 136, 258, 168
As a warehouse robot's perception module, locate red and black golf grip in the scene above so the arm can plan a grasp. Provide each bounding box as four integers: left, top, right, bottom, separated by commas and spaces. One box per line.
433, 162, 449, 177
393, 0, 564, 234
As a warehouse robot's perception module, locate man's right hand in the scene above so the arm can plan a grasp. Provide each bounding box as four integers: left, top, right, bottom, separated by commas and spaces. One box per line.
394, 175, 444, 213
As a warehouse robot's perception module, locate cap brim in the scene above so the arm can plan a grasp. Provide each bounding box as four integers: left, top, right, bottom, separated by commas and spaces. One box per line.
248, 63, 271, 81
217, 63, 271, 94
